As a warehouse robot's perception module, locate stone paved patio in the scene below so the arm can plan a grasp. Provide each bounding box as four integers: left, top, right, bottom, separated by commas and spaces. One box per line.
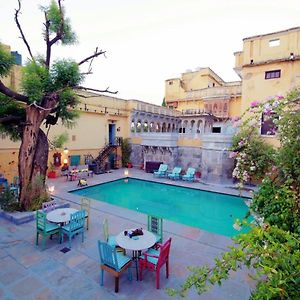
0, 169, 254, 299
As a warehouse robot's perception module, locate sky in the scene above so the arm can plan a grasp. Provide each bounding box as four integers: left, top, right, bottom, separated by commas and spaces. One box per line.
1, 0, 300, 105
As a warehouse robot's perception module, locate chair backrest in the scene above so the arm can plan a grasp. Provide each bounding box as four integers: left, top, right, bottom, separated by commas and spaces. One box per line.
157, 238, 172, 268
42, 200, 57, 213
81, 197, 90, 213
158, 164, 168, 172
186, 168, 196, 176
147, 215, 163, 239
69, 210, 85, 231
103, 218, 109, 242
11, 176, 19, 187
172, 167, 181, 174
36, 211, 47, 232
98, 240, 120, 271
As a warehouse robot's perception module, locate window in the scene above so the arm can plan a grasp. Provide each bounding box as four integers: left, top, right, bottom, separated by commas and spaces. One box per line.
212, 127, 221, 133
72, 135, 76, 141
168, 81, 173, 85
265, 70, 281, 80
261, 113, 278, 135
269, 39, 280, 47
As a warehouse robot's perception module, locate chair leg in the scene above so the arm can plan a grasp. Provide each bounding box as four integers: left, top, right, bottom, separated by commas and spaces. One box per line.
42, 236, 46, 251
68, 234, 72, 249
115, 276, 119, 293
36, 232, 39, 245
166, 260, 169, 278
156, 269, 160, 289
100, 269, 104, 286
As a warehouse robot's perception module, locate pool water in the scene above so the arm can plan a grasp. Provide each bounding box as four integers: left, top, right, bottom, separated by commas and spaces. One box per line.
71, 178, 251, 237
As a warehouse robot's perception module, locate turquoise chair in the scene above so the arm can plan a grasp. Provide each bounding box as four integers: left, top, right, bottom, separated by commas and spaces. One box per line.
10, 176, 19, 197
103, 218, 125, 253
167, 167, 182, 180
61, 210, 85, 248
182, 167, 196, 182
147, 215, 163, 244
36, 211, 61, 250
153, 164, 168, 177
98, 240, 132, 293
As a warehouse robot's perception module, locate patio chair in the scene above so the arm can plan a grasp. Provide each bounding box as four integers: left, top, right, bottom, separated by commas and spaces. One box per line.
167, 167, 182, 180
98, 240, 132, 293
182, 167, 196, 182
61, 210, 85, 248
36, 211, 61, 250
42, 199, 57, 213
139, 237, 172, 289
103, 218, 125, 254
147, 215, 163, 244
9, 176, 19, 197
153, 164, 168, 177
81, 197, 90, 230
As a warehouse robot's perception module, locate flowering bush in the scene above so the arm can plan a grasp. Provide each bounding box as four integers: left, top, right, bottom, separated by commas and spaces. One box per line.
168, 89, 300, 299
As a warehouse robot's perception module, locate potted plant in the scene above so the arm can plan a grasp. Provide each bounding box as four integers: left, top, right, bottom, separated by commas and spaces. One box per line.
121, 138, 132, 168
47, 163, 57, 179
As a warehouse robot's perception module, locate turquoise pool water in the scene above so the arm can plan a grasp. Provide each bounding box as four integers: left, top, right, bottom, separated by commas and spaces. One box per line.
71, 178, 250, 237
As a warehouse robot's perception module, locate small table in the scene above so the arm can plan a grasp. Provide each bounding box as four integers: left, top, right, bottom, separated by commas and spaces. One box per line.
116, 229, 156, 280
46, 208, 78, 224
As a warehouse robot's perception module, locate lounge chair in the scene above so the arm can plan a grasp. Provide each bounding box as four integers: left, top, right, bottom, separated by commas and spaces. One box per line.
153, 164, 168, 177
182, 167, 196, 182
167, 167, 182, 180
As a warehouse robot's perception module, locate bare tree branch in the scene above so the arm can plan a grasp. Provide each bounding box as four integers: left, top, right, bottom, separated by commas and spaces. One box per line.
76, 86, 118, 95
15, 0, 35, 62
78, 48, 106, 66
0, 80, 29, 103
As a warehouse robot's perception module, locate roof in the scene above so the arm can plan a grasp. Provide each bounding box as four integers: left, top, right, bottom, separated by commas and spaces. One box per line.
243, 27, 300, 41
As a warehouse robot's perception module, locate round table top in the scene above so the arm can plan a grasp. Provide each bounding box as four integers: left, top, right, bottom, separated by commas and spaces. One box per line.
46, 208, 78, 223
116, 229, 156, 251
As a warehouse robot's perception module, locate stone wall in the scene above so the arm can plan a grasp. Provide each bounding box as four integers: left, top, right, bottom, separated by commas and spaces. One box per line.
177, 147, 202, 171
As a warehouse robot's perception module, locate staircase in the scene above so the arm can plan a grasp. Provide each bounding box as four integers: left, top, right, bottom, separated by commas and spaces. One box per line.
92, 143, 118, 174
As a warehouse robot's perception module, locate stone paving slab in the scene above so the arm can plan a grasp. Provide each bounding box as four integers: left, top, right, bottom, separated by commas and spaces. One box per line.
0, 168, 254, 299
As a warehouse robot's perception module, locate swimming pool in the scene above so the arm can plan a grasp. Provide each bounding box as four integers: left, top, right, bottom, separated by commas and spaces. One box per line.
71, 178, 250, 237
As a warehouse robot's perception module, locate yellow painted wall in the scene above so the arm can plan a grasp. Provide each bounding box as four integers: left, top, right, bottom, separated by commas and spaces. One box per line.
228, 96, 242, 117
177, 138, 202, 147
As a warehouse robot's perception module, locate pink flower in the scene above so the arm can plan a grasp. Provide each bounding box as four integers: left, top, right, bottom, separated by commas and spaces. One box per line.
238, 140, 245, 147
250, 101, 260, 108
229, 151, 238, 158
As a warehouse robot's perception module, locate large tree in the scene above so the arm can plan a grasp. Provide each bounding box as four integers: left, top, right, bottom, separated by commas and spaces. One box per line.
0, 0, 115, 210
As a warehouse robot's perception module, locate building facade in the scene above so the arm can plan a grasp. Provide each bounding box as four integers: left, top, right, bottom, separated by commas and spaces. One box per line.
1, 27, 300, 182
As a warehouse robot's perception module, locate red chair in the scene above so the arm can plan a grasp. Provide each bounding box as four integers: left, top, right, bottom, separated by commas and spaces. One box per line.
139, 238, 172, 289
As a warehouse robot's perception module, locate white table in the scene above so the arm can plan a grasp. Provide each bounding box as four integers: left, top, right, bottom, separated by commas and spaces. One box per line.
46, 208, 78, 224
116, 229, 156, 280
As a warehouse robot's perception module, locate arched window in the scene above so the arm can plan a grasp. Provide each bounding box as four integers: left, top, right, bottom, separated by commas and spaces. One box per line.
131, 120, 135, 132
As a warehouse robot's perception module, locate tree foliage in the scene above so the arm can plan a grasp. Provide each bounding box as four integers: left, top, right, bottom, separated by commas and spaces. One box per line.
168, 89, 300, 299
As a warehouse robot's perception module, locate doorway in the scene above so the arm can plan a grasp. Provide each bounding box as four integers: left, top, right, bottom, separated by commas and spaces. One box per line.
109, 124, 116, 145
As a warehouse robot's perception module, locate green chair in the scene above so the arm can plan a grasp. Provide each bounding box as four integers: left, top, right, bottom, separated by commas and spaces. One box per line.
167, 167, 182, 180
147, 215, 163, 244
153, 164, 168, 177
98, 240, 132, 293
36, 211, 61, 250
182, 167, 196, 182
103, 218, 125, 253
81, 197, 91, 230
61, 210, 85, 248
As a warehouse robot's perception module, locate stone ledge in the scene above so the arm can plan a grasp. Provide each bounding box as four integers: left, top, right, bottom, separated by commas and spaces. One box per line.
0, 200, 70, 225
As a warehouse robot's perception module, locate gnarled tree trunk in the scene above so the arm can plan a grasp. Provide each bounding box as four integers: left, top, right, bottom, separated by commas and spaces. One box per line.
18, 105, 50, 210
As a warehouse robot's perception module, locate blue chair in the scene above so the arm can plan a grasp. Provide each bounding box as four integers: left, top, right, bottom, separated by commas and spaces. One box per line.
98, 240, 132, 293
153, 164, 168, 177
36, 211, 61, 250
10, 176, 19, 197
147, 215, 163, 244
103, 218, 125, 254
167, 167, 182, 180
182, 167, 196, 182
61, 210, 85, 248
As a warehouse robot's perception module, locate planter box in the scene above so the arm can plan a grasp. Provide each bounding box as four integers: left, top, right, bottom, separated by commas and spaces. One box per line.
47, 171, 56, 179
